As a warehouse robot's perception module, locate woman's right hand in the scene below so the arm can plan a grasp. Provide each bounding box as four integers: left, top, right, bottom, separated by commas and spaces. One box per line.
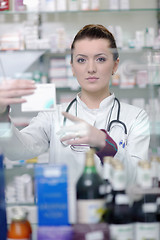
0, 79, 36, 114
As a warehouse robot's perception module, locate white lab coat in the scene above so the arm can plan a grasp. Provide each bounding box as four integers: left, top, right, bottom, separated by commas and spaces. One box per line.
0, 93, 150, 222
0, 93, 150, 183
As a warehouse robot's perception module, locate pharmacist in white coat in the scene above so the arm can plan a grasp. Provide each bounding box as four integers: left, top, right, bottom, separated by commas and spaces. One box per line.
0, 24, 150, 190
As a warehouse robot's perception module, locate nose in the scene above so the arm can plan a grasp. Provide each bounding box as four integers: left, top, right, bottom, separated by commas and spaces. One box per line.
87, 60, 96, 73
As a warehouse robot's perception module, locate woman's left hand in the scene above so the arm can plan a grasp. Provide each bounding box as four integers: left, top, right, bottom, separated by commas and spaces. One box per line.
57, 111, 106, 149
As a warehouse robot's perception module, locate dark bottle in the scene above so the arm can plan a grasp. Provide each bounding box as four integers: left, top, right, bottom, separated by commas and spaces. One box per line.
101, 156, 113, 223
132, 160, 154, 223
102, 160, 127, 224
138, 161, 157, 203
151, 155, 159, 188
103, 156, 112, 191
109, 194, 134, 240
103, 156, 113, 205
156, 197, 160, 222
134, 201, 159, 240
136, 160, 152, 190
0, 152, 7, 240
133, 161, 159, 239
156, 156, 160, 188
76, 148, 105, 224
111, 161, 126, 204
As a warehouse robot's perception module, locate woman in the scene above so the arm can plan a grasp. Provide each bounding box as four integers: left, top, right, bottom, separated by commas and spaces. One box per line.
0, 24, 149, 188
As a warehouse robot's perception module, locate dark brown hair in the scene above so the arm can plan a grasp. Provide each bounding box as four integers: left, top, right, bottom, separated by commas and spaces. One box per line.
71, 24, 119, 63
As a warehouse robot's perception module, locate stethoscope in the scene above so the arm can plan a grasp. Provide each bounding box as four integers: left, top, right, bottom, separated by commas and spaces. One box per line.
63, 97, 127, 137
107, 97, 127, 135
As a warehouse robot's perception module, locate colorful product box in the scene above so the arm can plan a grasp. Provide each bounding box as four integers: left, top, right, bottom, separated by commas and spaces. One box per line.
35, 164, 69, 226
0, 153, 7, 240
73, 223, 110, 240
0, 0, 9, 11
37, 226, 73, 240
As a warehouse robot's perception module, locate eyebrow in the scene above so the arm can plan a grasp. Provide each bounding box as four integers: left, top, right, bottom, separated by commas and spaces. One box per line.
75, 53, 108, 58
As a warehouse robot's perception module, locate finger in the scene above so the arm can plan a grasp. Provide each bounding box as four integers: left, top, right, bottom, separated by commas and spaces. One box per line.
0, 89, 35, 98
64, 136, 89, 146
12, 79, 36, 89
0, 79, 36, 90
0, 97, 27, 106
57, 122, 88, 137
0, 89, 35, 97
62, 111, 83, 123
57, 124, 79, 136
60, 133, 79, 142
58, 126, 82, 139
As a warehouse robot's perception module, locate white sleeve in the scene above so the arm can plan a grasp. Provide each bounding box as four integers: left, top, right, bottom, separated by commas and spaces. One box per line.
115, 109, 150, 186
0, 112, 51, 160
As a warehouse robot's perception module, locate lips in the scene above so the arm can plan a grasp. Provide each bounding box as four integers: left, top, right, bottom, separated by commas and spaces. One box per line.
86, 77, 99, 83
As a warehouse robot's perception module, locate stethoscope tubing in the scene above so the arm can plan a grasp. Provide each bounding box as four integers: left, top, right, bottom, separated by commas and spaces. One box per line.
107, 97, 127, 135
63, 96, 127, 135
63, 98, 77, 126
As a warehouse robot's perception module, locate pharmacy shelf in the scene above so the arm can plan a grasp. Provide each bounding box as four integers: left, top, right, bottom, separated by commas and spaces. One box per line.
1, 8, 160, 14
0, 48, 156, 60
150, 122, 160, 135
0, 50, 45, 77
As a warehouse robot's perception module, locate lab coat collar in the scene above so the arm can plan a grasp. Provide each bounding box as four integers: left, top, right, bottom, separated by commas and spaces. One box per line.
76, 92, 115, 112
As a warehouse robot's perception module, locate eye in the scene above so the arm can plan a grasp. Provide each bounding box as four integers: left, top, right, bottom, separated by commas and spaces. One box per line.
97, 57, 106, 62
77, 58, 86, 63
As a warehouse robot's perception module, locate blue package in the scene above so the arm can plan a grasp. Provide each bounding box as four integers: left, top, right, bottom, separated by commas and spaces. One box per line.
35, 164, 69, 226
0, 153, 7, 240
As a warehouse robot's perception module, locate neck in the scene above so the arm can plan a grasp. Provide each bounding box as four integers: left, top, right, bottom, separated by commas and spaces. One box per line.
80, 90, 110, 109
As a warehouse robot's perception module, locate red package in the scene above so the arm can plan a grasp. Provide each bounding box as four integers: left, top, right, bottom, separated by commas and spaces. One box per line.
0, 0, 9, 11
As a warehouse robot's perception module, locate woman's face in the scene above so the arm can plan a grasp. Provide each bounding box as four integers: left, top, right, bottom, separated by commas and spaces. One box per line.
71, 38, 119, 96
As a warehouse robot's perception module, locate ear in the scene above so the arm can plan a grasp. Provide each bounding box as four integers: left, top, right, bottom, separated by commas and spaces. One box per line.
113, 58, 119, 74
70, 61, 75, 77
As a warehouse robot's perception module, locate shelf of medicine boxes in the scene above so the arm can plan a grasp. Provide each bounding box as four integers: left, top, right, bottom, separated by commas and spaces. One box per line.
1, 7, 160, 14
4, 164, 38, 232
0, 5, 159, 23
4, 163, 35, 202
0, 7, 159, 28
37, 47, 157, 105
0, 50, 46, 79
1, 48, 159, 123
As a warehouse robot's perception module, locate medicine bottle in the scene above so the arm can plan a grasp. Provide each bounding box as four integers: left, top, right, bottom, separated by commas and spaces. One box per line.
134, 202, 159, 240
109, 194, 134, 240
7, 206, 32, 240
111, 161, 126, 204
76, 148, 105, 223
103, 160, 127, 224
101, 156, 113, 223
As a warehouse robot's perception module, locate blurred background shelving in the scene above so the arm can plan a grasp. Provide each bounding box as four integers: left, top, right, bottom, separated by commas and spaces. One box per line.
1, 1, 160, 238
